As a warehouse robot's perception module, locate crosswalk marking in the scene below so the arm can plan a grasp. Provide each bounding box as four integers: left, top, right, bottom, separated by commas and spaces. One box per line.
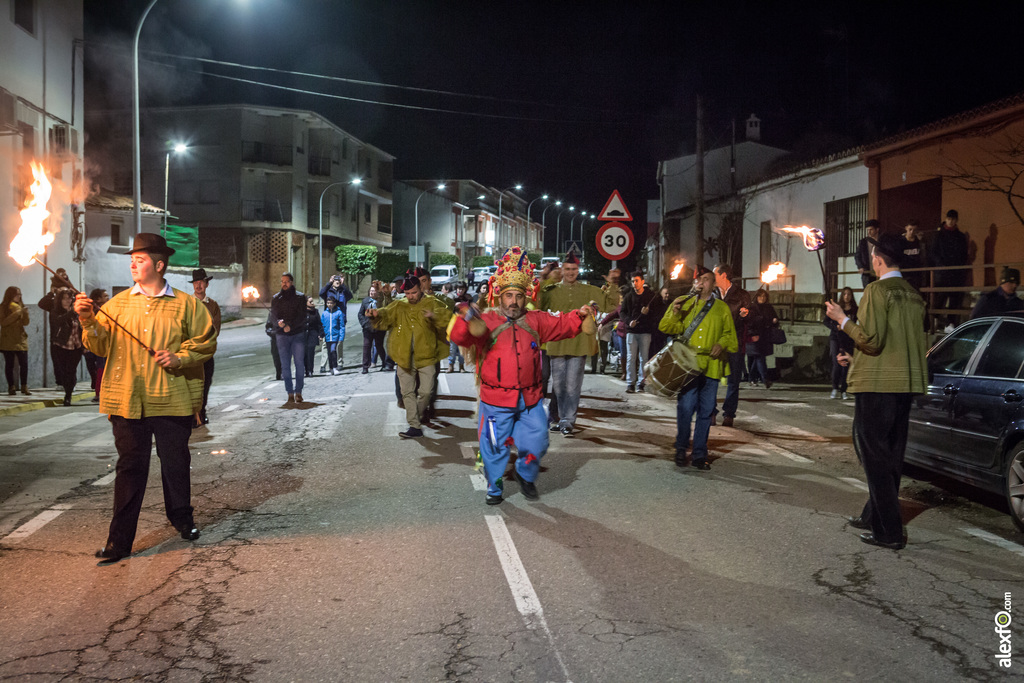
839, 477, 869, 492
2, 504, 74, 544
962, 527, 1024, 558
0, 413, 103, 446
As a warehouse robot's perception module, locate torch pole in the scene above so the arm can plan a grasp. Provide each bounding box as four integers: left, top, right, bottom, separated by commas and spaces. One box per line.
32, 257, 156, 356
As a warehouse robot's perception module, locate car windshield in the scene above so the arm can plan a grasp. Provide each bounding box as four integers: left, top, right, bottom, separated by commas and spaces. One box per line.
928, 321, 993, 375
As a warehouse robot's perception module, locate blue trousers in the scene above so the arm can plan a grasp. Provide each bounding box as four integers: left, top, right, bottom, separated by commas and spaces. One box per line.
479, 396, 548, 498
278, 333, 305, 394
676, 374, 720, 462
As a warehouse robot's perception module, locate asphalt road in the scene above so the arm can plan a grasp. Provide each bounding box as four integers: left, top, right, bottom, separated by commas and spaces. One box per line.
1, 317, 1022, 681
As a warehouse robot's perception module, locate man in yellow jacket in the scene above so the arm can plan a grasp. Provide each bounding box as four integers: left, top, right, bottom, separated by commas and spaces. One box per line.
367, 275, 452, 438
658, 266, 738, 470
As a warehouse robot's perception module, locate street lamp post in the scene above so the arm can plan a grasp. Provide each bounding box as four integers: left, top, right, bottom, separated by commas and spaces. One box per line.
133, 0, 161, 235
541, 200, 561, 255
526, 194, 548, 253
318, 178, 361, 288
414, 183, 446, 267
162, 143, 188, 238
556, 205, 575, 256
496, 184, 522, 253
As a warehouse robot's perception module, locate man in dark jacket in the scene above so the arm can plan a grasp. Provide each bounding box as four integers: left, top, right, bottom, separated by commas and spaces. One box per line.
319, 275, 353, 372
358, 283, 391, 374
855, 220, 880, 289
929, 209, 970, 329
270, 272, 307, 403
900, 220, 925, 291
971, 267, 1023, 319
713, 263, 750, 427
621, 271, 659, 393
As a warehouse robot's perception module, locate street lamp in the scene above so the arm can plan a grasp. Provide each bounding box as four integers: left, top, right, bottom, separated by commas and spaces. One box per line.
526, 194, 548, 253
570, 210, 588, 243
414, 182, 446, 267
132, 0, 161, 234
541, 200, 561, 254
556, 205, 575, 256
496, 184, 522, 253
162, 142, 188, 238
318, 177, 362, 288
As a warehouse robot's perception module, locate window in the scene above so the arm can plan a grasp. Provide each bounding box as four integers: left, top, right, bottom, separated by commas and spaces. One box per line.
110, 218, 128, 246
824, 194, 868, 258
364, 202, 372, 224
974, 321, 1024, 379
928, 322, 993, 375
13, 0, 34, 35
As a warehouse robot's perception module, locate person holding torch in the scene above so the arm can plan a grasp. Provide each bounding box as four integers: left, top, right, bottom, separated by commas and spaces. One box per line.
74, 233, 217, 566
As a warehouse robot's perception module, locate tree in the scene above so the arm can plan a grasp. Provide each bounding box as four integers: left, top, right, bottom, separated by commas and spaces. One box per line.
334, 245, 376, 292
944, 133, 1024, 228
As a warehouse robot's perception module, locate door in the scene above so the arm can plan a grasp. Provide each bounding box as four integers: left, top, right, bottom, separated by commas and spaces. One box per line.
952, 319, 1024, 472
908, 320, 994, 460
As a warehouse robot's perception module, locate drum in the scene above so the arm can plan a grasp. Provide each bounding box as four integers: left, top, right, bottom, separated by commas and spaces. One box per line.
643, 339, 702, 398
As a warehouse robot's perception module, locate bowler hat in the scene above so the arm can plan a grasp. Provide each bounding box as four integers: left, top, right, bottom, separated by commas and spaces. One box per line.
127, 233, 176, 257
189, 268, 213, 283
1001, 267, 1020, 285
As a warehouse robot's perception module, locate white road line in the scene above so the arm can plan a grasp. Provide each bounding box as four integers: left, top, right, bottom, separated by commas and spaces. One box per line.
92, 472, 117, 486
769, 446, 814, 464
827, 413, 853, 420
470, 474, 488, 491
349, 392, 395, 398
459, 443, 478, 460
222, 404, 240, 412
485, 515, 572, 683
962, 527, 1024, 558
0, 413, 103, 446
383, 401, 406, 436
228, 353, 256, 359
245, 390, 264, 400
75, 431, 115, 449
438, 374, 451, 395
839, 477, 870, 492
2, 504, 74, 544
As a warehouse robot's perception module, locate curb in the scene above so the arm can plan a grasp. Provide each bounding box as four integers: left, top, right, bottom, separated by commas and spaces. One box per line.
0, 391, 97, 418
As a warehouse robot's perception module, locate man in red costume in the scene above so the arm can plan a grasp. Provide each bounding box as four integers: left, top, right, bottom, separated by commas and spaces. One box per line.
451, 247, 594, 504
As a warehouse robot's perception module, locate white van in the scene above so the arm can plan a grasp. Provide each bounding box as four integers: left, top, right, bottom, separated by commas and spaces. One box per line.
429, 264, 458, 289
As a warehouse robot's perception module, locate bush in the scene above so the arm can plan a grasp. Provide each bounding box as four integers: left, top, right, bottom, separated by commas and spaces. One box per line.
375, 249, 411, 284
429, 253, 458, 269
472, 255, 497, 268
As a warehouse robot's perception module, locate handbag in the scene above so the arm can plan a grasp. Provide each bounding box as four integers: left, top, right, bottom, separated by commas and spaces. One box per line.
769, 326, 787, 345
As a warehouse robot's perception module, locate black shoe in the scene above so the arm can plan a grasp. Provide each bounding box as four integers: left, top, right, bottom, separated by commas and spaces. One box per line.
95, 546, 130, 566
486, 494, 503, 506
62, 398, 72, 407
847, 516, 871, 530
199, 411, 209, 425
721, 416, 734, 428
361, 368, 368, 374
859, 532, 905, 550
675, 452, 691, 468
638, 382, 645, 392
399, 427, 424, 439
691, 460, 711, 471
559, 425, 574, 437
518, 477, 539, 501
625, 385, 635, 394
176, 524, 200, 541
549, 423, 561, 432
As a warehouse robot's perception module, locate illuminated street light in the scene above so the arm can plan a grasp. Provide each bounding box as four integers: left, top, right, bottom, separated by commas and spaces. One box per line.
496, 184, 523, 253
556, 205, 575, 256
162, 142, 188, 238
414, 183, 446, 267
526, 194, 548, 254
541, 200, 561, 254
318, 177, 362, 287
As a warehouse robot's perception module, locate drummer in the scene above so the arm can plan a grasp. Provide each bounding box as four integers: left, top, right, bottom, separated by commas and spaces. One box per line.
658, 265, 738, 471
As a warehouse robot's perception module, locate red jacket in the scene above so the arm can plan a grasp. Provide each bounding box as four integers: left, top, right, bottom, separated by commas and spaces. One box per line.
451, 308, 584, 408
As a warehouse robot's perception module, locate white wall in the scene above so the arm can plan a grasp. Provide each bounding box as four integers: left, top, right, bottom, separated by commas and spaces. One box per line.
741, 162, 868, 295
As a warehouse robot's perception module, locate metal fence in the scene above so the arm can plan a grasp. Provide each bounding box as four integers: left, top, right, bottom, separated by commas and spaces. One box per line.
241, 199, 291, 222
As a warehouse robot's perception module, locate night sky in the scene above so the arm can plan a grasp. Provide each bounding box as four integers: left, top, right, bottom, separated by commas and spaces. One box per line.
84, 0, 1024, 257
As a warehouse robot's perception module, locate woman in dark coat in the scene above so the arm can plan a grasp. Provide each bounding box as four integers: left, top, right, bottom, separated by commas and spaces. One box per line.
823, 286, 858, 399
39, 287, 83, 406
304, 296, 325, 377
744, 288, 779, 389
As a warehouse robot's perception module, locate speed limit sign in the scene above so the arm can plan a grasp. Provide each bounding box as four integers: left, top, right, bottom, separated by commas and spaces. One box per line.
595, 222, 633, 260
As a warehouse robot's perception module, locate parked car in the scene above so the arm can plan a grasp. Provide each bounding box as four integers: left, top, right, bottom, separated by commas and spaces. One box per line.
429, 264, 458, 289
905, 312, 1024, 531
471, 266, 496, 282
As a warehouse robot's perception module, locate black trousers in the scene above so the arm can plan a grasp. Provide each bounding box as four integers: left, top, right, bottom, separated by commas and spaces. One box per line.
107, 415, 195, 553
2, 350, 27, 389
201, 358, 214, 417
51, 345, 83, 396
270, 336, 282, 379
852, 393, 913, 544
362, 330, 388, 370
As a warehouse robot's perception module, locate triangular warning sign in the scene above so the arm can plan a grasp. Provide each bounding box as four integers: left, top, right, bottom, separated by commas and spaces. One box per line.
598, 190, 633, 222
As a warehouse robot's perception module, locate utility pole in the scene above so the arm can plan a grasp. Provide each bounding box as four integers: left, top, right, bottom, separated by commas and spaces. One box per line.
695, 95, 705, 269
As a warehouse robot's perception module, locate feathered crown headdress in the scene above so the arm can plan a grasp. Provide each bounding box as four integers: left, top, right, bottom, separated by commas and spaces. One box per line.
487, 246, 535, 308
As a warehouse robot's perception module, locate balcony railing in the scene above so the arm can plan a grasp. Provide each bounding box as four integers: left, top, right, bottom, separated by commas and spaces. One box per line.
241, 199, 291, 222
241, 141, 293, 166
308, 155, 332, 176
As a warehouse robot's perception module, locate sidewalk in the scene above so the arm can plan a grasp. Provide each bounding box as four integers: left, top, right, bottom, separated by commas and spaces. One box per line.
0, 382, 97, 417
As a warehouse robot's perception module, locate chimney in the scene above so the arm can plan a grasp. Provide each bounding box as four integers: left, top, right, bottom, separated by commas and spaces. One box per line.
745, 114, 761, 142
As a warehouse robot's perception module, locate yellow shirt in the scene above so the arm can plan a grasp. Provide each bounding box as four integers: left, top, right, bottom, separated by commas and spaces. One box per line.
82, 283, 216, 418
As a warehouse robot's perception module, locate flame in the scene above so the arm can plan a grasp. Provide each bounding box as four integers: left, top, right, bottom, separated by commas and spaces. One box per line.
670, 260, 685, 280
241, 286, 261, 301
8, 163, 55, 267
761, 262, 787, 284
780, 225, 825, 251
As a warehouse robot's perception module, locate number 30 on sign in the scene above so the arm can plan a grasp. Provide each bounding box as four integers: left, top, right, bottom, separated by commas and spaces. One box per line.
595, 222, 633, 260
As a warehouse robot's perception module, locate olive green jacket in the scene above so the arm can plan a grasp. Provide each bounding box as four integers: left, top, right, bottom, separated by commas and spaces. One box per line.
844, 275, 928, 394
539, 280, 608, 356
373, 296, 453, 370
0, 302, 29, 352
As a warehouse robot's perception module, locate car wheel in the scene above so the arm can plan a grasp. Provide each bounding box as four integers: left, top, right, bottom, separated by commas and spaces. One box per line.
1005, 443, 1024, 533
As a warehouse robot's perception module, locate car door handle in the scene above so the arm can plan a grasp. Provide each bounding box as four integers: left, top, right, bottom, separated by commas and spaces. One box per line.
1002, 390, 1024, 403
943, 384, 958, 396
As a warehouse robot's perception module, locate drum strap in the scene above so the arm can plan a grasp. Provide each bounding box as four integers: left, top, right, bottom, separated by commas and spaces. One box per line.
678, 298, 715, 344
